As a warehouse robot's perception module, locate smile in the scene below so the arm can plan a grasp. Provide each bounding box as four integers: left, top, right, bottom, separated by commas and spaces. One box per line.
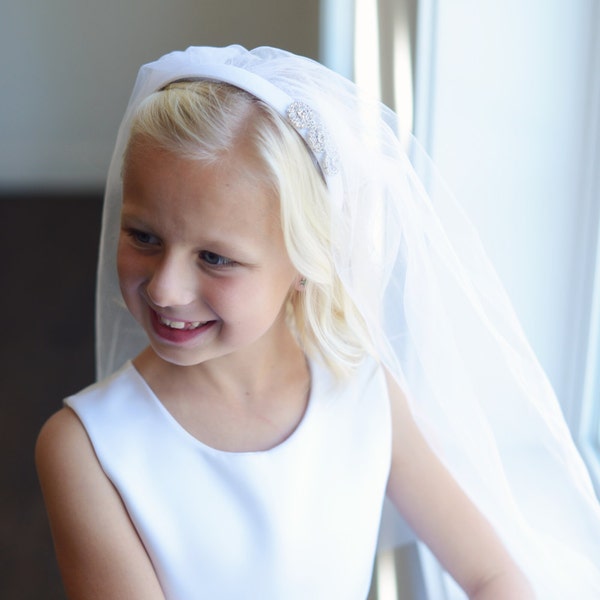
159, 315, 208, 331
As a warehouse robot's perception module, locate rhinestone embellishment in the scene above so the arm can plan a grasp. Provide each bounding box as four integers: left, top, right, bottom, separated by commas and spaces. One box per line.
286, 101, 339, 176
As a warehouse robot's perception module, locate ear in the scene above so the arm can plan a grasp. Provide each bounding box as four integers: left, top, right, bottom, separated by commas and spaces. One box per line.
294, 277, 307, 292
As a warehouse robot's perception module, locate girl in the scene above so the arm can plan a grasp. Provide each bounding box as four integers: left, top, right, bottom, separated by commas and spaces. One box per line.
36, 46, 600, 599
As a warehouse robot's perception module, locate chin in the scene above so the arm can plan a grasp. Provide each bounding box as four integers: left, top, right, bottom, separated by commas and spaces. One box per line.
151, 347, 209, 368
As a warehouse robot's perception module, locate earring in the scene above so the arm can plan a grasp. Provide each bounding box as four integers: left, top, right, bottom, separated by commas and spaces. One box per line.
295, 277, 307, 291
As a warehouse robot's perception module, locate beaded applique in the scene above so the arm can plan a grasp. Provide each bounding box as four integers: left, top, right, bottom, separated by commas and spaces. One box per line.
286, 101, 339, 176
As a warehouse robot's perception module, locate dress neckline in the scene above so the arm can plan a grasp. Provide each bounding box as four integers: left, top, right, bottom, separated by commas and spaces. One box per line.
126, 358, 326, 457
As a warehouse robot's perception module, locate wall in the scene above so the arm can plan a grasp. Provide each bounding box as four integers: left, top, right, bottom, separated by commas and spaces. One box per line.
0, 0, 319, 190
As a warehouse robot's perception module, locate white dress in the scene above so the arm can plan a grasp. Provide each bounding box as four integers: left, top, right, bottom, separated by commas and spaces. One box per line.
65, 357, 392, 599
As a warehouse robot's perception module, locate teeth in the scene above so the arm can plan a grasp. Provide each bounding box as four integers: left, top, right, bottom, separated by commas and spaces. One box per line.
165, 319, 185, 329
159, 316, 205, 330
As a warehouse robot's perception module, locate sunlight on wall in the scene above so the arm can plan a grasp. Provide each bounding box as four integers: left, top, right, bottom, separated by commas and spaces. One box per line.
354, 0, 382, 99
375, 549, 400, 599
320, 0, 414, 140
390, 14, 414, 135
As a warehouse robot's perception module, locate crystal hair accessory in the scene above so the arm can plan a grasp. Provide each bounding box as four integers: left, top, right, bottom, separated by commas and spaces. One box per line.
286, 101, 339, 176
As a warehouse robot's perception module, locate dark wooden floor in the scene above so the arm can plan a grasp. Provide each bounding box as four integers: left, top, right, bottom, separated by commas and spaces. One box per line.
0, 191, 103, 599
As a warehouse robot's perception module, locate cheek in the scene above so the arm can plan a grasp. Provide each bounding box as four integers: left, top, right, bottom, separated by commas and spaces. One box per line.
202, 277, 264, 322
204, 278, 248, 317
116, 244, 144, 292
233, 269, 295, 316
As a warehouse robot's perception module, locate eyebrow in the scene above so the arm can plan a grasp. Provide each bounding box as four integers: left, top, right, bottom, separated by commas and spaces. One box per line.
120, 211, 149, 225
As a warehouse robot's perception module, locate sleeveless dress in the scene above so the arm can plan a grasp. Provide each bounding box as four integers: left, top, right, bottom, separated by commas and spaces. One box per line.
65, 357, 392, 599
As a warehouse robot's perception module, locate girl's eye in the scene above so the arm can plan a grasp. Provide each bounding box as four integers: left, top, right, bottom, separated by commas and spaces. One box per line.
127, 229, 159, 246
200, 251, 234, 267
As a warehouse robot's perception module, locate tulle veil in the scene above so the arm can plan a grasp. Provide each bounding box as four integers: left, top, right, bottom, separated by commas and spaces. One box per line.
96, 46, 600, 598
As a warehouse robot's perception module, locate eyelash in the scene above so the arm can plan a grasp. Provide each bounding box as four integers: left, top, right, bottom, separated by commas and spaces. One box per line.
199, 251, 236, 268
125, 229, 236, 269
126, 228, 159, 246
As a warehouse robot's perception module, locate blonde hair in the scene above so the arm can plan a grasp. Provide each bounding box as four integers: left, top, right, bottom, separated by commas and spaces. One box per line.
124, 80, 373, 379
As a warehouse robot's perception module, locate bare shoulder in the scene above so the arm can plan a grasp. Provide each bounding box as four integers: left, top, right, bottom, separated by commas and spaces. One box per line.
36, 407, 93, 470
36, 407, 165, 599
35, 407, 103, 513
35, 406, 109, 504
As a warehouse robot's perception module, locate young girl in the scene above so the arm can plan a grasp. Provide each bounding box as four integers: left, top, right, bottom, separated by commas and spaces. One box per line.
36, 46, 600, 599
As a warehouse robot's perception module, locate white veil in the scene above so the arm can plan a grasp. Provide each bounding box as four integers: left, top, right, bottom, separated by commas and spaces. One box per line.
96, 46, 600, 598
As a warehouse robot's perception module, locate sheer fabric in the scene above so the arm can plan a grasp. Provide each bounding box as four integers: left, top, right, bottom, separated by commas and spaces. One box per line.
96, 46, 600, 597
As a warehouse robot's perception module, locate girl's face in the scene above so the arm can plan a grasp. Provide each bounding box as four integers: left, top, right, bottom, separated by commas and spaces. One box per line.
117, 141, 299, 368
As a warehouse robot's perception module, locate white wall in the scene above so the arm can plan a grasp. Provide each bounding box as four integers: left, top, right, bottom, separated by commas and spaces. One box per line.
414, 0, 600, 422
0, 0, 319, 190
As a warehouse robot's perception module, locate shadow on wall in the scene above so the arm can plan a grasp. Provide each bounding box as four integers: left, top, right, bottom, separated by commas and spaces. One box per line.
0, 192, 103, 599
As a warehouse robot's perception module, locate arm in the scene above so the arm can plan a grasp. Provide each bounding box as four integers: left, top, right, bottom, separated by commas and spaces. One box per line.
384, 372, 535, 599
35, 408, 165, 600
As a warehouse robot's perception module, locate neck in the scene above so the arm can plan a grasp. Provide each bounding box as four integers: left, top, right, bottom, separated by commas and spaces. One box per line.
134, 326, 308, 406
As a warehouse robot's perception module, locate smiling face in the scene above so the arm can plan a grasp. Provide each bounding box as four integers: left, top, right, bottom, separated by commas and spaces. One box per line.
117, 139, 300, 369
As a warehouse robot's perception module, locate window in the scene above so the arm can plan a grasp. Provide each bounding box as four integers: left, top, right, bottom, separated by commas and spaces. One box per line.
572, 2, 600, 494
580, 246, 600, 494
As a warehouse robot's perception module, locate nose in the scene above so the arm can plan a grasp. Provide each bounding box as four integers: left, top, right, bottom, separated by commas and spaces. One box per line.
145, 252, 198, 309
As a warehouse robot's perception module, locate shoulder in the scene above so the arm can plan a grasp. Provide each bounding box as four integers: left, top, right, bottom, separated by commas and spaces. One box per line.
35, 368, 138, 501
35, 367, 133, 483
36, 409, 165, 598
319, 357, 389, 423
35, 406, 105, 518
61, 362, 144, 447
335, 355, 387, 396
36, 407, 93, 476
35, 407, 96, 519
64, 361, 136, 412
